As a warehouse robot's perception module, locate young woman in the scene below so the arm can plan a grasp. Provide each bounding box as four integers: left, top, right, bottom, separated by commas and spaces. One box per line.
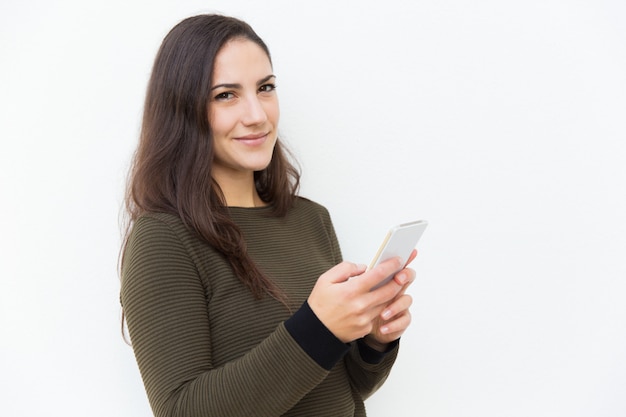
120, 14, 416, 417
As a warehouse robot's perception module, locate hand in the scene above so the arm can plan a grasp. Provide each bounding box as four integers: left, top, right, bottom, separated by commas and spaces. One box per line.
365, 249, 418, 350
308, 257, 407, 343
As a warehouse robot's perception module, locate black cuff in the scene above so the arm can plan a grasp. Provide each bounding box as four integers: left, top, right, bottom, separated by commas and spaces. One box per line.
284, 301, 351, 371
357, 338, 400, 364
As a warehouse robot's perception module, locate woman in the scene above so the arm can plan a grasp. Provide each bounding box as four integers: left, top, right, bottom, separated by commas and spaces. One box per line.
120, 14, 416, 417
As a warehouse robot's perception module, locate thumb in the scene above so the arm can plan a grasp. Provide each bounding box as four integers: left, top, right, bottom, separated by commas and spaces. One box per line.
319, 261, 367, 284
354, 256, 404, 291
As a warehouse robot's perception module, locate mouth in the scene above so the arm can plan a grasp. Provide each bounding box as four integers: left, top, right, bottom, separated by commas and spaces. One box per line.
234, 132, 269, 146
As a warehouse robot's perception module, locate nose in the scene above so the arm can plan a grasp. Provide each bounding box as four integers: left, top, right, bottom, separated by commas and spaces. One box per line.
241, 94, 268, 126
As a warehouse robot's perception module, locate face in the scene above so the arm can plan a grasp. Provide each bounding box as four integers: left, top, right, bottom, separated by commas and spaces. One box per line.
208, 38, 279, 182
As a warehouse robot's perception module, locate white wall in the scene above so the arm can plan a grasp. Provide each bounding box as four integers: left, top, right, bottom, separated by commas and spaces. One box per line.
1, 1, 625, 416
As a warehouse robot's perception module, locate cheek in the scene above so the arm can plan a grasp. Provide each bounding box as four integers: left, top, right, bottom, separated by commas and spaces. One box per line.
209, 107, 234, 137
269, 102, 280, 125
262, 96, 279, 124
207, 107, 218, 133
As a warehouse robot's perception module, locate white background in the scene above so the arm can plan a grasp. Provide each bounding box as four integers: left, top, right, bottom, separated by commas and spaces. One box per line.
1, 1, 625, 416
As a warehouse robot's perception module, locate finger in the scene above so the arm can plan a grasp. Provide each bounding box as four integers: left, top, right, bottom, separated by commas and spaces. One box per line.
380, 294, 413, 321
380, 310, 412, 336
320, 261, 367, 284
404, 249, 418, 267
393, 267, 416, 287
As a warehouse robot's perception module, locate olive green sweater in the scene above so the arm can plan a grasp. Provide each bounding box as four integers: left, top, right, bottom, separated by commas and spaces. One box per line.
121, 197, 398, 417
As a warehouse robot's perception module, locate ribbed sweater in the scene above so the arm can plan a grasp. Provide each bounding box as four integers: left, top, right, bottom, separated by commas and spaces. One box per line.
121, 197, 399, 417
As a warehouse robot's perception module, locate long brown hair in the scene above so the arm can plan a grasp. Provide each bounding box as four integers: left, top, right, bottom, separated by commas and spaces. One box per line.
121, 15, 300, 303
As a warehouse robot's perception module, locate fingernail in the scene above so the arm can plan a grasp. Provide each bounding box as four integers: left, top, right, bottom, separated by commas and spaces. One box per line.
397, 271, 408, 285
382, 309, 392, 320
381, 325, 389, 334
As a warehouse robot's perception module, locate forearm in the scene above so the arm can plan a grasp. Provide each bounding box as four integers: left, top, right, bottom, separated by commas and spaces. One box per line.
129, 305, 352, 417
154, 324, 331, 417
344, 339, 400, 400
125, 290, 337, 416
170, 302, 353, 417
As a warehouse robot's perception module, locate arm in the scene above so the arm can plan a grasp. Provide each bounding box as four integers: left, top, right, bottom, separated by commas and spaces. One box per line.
120, 216, 344, 417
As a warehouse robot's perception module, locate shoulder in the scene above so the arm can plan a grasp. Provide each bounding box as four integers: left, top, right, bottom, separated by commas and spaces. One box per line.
123, 212, 199, 272
128, 212, 191, 246
121, 212, 207, 292
289, 197, 337, 237
292, 196, 332, 219
133, 211, 186, 232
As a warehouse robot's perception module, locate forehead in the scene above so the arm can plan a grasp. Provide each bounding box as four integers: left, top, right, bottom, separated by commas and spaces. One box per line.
212, 39, 273, 83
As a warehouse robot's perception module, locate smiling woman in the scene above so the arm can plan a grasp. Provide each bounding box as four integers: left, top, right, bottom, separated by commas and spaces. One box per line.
120, 14, 416, 417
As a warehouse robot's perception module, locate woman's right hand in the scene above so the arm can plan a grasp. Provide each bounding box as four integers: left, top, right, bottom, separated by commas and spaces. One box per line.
307, 257, 407, 343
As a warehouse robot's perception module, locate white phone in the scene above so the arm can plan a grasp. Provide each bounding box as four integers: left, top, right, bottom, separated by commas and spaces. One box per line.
368, 220, 428, 291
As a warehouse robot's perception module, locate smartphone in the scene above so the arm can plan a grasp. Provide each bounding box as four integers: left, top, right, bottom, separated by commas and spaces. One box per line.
368, 220, 428, 291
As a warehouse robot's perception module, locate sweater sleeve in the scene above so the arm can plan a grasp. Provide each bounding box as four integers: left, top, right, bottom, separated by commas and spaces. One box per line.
121, 216, 335, 417
345, 340, 400, 400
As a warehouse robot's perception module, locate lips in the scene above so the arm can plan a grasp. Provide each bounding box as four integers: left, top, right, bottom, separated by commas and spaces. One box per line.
234, 132, 269, 146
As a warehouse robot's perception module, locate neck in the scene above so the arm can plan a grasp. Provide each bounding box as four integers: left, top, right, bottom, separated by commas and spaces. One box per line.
213, 170, 266, 208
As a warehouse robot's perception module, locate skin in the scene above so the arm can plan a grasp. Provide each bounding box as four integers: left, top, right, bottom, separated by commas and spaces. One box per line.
208, 38, 415, 351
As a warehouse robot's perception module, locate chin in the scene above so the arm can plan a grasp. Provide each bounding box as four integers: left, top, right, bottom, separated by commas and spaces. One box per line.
248, 151, 275, 171
251, 160, 273, 172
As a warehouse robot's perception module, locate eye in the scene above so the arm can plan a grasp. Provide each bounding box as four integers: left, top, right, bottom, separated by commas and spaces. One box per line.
258, 83, 276, 94
214, 91, 235, 101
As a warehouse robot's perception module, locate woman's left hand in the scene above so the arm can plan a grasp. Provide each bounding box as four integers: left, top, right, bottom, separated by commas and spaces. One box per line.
364, 250, 417, 351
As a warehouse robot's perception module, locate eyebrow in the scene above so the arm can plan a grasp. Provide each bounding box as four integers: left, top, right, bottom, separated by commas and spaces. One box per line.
211, 74, 276, 91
